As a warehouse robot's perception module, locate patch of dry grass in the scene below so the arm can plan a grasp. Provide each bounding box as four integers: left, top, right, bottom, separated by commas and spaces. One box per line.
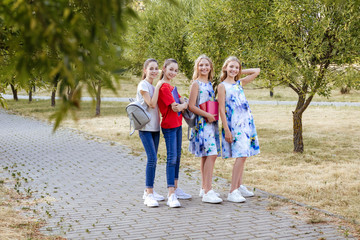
0, 182, 64, 240
246, 105, 360, 223
267, 197, 360, 238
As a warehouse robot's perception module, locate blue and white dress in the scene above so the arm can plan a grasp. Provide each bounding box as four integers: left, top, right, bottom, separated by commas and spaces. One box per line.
221, 80, 260, 158
189, 80, 221, 157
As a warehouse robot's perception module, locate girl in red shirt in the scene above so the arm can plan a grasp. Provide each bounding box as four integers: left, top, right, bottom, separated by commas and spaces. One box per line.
158, 58, 192, 208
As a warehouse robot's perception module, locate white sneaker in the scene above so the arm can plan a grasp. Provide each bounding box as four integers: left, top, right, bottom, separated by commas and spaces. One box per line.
153, 190, 165, 201
167, 193, 181, 208
199, 188, 204, 197
199, 189, 220, 197
143, 194, 159, 207
227, 189, 246, 203
239, 185, 254, 197
202, 190, 223, 204
175, 188, 192, 200
143, 190, 165, 201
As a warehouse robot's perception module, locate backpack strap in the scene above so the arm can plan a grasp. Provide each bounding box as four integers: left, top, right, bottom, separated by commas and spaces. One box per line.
187, 80, 200, 141
188, 126, 194, 141
129, 118, 135, 136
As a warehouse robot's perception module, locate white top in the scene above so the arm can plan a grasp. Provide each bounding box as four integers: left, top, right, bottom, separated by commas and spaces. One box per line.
136, 80, 160, 132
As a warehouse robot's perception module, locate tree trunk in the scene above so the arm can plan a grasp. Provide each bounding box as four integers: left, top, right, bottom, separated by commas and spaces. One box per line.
67, 86, 73, 100
29, 89, 32, 102
340, 86, 350, 94
95, 83, 101, 116
270, 90, 274, 97
293, 110, 304, 153
10, 84, 18, 101
51, 89, 56, 107
51, 75, 60, 107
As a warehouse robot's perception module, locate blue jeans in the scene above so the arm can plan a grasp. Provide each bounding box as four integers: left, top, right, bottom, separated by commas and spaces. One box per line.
139, 131, 160, 189
161, 126, 182, 188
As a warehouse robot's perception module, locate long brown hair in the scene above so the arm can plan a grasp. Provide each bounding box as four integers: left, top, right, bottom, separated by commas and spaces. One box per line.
192, 55, 214, 82
220, 56, 242, 82
159, 58, 178, 80
141, 58, 158, 80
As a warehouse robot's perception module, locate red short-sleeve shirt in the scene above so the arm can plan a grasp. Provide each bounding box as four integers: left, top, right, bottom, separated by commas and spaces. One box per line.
158, 83, 182, 129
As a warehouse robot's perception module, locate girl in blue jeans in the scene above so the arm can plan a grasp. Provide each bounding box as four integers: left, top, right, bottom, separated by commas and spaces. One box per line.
136, 59, 164, 207
158, 59, 192, 208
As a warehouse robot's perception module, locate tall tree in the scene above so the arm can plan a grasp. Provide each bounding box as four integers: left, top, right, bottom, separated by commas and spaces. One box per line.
187, 0, 360, 153
264, 0, 360, 152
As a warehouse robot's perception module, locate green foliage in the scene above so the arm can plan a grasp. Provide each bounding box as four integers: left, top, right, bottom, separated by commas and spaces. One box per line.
125, 0, 196, 79
331, 65, 360, 92
186, 0, 273, 88
0, 82, 6, 108
0, 0, 136, 129
266, 0, 360, 98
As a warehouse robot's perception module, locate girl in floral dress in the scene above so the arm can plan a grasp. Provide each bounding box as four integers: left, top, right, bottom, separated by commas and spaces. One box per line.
188, 55, 222, 204
218, 56, 260, 203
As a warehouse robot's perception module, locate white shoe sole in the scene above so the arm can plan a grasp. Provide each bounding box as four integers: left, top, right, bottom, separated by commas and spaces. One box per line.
227, 198, 246, 203
177, 196, 192, 200
167, 203, 181, 208
241, 193, 254, 198
202, 199, 223, 204
144, 202, 159, 207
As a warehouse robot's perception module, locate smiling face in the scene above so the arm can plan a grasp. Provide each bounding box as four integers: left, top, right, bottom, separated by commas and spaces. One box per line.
225, 61, 240, 79
144, 61, 159, 80
198, 59, 211, 78
163, 62, 178, 81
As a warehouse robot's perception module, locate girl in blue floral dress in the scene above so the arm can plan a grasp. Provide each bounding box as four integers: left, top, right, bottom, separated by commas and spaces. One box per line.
218, 56, 260, 203
188, 55, 222, 204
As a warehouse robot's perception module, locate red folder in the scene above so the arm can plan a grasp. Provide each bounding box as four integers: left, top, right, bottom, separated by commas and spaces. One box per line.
199, 101, 219, 122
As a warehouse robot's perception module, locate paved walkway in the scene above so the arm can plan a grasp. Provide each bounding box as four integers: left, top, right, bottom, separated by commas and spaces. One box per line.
0, 110, 355, 239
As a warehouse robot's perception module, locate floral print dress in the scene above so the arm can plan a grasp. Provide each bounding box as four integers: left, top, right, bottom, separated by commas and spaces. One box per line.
189, 80, 221, 157
221, 80, 260, 158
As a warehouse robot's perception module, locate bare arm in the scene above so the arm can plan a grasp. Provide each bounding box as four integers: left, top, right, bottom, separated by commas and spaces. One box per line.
240, 68, 260, 86
218, 84, 233, 143
188, 82, 215, 122
140, 80, 165, 108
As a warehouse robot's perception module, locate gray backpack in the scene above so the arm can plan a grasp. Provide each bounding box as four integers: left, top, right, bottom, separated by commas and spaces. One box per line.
125, 101, 151, 136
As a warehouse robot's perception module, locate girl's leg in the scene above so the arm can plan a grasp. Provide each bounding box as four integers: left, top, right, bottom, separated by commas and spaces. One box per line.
161, 127, 177, 195
203, 155, 217, 193
174, 126, 182, 188
200, 156, 206, 190
139, 131, 159, 194
148, 131, 160, 194
236, 157, 247, 187
230, 157, 246, 192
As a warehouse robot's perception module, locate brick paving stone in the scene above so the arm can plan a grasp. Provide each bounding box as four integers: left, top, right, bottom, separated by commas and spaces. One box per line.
0, 110, 356, 240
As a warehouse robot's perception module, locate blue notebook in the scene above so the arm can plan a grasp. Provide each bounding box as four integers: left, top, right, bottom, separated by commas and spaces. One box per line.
171, 86, 181, 116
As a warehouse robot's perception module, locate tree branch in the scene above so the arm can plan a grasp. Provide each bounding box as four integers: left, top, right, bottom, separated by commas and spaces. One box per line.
289, 82, 300, 94
299, 94, 314, 114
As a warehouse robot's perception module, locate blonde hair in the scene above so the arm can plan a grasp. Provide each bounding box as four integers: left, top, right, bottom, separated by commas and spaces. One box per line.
160, 58, 178, 80
192, 55, 214, 81
220, 56, 242, 82
141, 58, 158, 80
